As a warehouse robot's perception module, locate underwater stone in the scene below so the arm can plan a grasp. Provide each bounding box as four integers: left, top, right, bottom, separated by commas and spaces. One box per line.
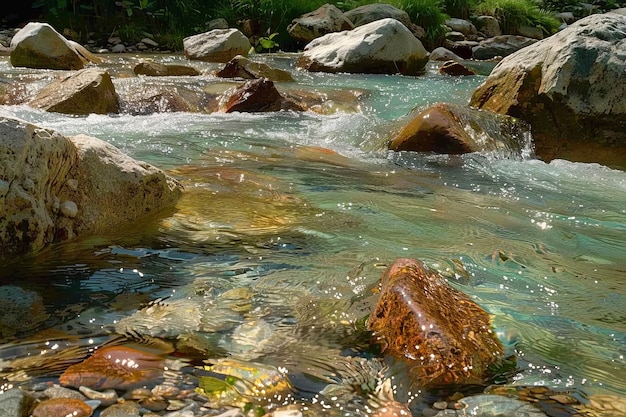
60, 200, 78, 218
367, 258, 504, 388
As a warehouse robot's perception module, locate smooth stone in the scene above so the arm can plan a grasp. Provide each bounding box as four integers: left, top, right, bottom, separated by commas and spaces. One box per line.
59, 200, 78, 218
434, 394, 548, 416
79, 386, 118, 406
31, 398, 93, 417
0, 388, 31, 417
99, 401, 141, 417
367, 258, 504, 387
42, 384, 87, 400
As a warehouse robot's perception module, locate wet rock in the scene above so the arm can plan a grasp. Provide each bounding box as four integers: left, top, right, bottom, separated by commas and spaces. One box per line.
0, 388, 33, 417
367, 258, 504, 387
471, 35, 536, 60
344, 3, 412, 28
133, 61, 200, 77
438, 60, 475, 76
216, 55, 294, 82
31, 397, 94, 417
10, 22, 84, 70
470, 12, 626, 168
222, 78, 304, 113
287, 4, 354, 44
297, 18, 429, 76
79, 386, 119, 406
59, 345, 166, 390
0, 285, 49, 338
42, 384, 87, 400
29, 68, 119, 115
388, 102, 530, 157
434, 394, 547, 416
99, 401, 141, 417
183, 29, 250, 63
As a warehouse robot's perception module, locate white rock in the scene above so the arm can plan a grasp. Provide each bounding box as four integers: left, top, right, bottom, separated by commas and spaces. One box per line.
183, 28, 250, 63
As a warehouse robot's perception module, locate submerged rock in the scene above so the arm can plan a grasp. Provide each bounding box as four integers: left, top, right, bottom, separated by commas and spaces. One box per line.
133, 61, 200, 77
0, 285, 49, 339
388, 102, 531, 157
31, 398, 94, 417
434, 395, 547, 416
29, 68, 119, 115
297, 18, 429, 76
9, 22, 84, 70
367, 258, 504, 387
470, 12, 626, 168
59, 345, 167, 390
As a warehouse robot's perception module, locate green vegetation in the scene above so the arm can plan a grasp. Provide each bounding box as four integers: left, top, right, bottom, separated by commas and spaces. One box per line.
20, 0, 566, 52
474, 0, 560, 35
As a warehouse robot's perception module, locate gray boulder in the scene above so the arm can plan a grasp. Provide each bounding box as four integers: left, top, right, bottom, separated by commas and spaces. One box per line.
0, 117, 182, 257
297, 18, 429, 76
287, 4, 354, 44
445, 18, 477, 36
29, 68, 119, 114
10, 22, 84, 70
344, 3, 412, 28
470, 12, 626, 167
472, 35, 537, 60
475, 15, 501, 37
183, 29, 251, 63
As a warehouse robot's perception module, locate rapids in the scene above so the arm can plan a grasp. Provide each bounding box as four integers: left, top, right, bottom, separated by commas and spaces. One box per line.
0, 53, 625, 412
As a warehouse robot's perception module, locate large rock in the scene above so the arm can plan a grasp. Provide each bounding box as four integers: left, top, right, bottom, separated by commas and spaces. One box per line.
297, 18, 429, 76
29, 68, 119, 115
389, 102, 530, 157
287, 4, 354, 44
183, 29, 251, 63
367, 258, 504, 387
475, 15, 501, 37
0, 117, 182, 257
9, 22, 84, 70
221, 78, 305, 113
470, 13, 626, 167
344, 3, 412, 28
445, 18, 477, 37
471, 35, 536, 60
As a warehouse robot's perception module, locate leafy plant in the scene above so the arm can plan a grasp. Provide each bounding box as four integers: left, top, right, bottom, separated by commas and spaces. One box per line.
257, 32, 279, 52
474, 0, 560, 35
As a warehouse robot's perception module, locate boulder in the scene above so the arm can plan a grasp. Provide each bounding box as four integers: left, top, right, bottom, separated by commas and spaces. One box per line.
445, 18, 477, 37
367, 258, 504, 387
9, 22, 84, 70
221, 78, 304, 113
29, 68, 119, 115
429, 46, 463, 62
287, 4, 354, 44
183, 29, 251, 63
344, 3, 412, 28
475, 15, 501, 37
438, 60, 475, 76
0, 285, 49, 338
388, 102, 530, 157
133, 61, 200, 77
297, 18, 429, 76
0, 117, 182, 257
517, 25, 544, 40
472, 35, 536, 60
216, 55, 294, 82
470, 13, 626, 167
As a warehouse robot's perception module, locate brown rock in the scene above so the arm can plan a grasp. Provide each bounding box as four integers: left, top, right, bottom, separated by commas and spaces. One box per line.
216, 55, 294, 82
223, 78, 302, 113
439, 60, 475, 76
389, 102, 530, 156
59, 345, 166, 390
367, 258, 504, 387
133, 61, 200, 77
29, 68, 119, 115
31, 398, 93, 417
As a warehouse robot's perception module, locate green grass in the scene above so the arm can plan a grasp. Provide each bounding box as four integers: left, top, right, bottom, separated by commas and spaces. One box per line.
473, 0, 560, 35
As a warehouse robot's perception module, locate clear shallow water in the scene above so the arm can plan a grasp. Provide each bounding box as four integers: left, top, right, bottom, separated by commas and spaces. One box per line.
0, 54, 625, 406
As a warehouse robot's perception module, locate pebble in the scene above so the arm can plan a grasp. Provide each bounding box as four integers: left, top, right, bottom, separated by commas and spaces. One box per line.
79, 386, 119, 406
31, 397, 94, 417
41, 384, 87, 400
100, 401, 141, 417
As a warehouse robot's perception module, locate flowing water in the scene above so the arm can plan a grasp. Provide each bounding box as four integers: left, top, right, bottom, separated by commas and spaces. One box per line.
0, 54, 625, 412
